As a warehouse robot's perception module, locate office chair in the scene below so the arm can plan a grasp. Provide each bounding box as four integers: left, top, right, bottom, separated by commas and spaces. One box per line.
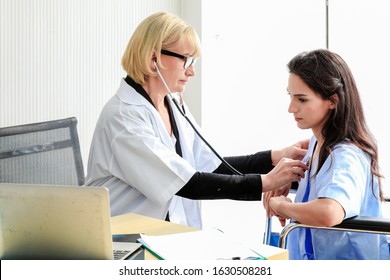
0, 117, 85, 185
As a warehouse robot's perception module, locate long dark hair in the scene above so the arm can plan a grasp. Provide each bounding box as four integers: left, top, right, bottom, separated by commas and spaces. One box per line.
287, 49, 384, 200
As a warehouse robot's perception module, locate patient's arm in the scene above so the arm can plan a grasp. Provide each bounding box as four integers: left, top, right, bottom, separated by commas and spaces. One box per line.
269, 196, 345, 227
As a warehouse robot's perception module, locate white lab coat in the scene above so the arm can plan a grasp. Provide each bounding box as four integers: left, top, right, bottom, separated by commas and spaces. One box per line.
85, 79, 221, 228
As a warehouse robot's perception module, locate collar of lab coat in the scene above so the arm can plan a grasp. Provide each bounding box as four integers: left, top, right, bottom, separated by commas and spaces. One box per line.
116, 78, 184, 155
117, 76, 183, 109
117, 77, 183, 153
116, 78, 155, 107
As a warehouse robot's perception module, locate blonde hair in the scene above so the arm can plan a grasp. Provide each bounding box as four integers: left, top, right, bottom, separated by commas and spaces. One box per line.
121, 12, 201, 85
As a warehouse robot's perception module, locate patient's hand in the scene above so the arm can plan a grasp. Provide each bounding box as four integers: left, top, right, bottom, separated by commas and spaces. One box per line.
263, 184, 290, 218
269, 195, 292, 226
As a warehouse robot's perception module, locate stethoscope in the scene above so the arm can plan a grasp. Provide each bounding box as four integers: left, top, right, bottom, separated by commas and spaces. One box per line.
154, 61, 243, 176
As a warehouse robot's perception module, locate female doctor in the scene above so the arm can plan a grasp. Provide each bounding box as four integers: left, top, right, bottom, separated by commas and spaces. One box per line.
85, 12, 308, 228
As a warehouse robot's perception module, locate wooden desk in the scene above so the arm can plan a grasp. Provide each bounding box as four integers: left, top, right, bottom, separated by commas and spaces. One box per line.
111, 213, 198, 260
111, 212, 288, 260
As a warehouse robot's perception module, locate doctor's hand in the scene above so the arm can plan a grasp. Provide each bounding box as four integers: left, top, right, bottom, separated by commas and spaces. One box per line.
261, 158, 307, 193
271, 139, 309, 166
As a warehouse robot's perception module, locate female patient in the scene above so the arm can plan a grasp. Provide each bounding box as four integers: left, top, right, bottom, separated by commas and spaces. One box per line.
266, 49, 390, 259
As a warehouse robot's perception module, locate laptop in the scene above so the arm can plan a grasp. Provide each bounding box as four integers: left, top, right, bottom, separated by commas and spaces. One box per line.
0, 183, 142, 260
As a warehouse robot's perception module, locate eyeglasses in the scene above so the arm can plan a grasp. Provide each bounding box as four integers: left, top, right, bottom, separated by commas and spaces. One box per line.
161, 49, 197, 69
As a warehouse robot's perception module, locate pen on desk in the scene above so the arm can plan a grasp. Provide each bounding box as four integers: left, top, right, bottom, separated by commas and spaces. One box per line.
217, 256, 241, 260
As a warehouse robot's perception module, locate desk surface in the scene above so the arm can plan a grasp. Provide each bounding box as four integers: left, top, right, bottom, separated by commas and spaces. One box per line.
111, 212, 288, 260
112, 212, 197, 236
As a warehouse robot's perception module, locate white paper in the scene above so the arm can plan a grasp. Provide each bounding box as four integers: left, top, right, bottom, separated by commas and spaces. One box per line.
138, 228, 265, 260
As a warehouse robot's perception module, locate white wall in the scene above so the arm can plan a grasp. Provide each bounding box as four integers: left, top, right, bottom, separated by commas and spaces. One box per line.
200, 0, 325, 245
181, 0, 203, 125
0, 0, 182, 168
328, 0, 390, 201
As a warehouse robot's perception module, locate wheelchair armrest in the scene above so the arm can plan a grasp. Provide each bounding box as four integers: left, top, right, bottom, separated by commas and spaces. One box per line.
334, 216, 390, 232
278, 215, 390, 249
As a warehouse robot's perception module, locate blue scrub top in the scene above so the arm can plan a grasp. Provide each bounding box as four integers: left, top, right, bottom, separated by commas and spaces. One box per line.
287, 136, 390, 260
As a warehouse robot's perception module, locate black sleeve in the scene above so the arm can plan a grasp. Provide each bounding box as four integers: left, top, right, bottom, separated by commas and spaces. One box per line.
214, 150, 274, 175
176, 150, 274, 201
176, 172, 262, 201
217, 150, 299, 189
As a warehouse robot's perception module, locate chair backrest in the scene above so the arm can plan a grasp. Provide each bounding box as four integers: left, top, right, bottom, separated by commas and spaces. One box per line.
0, 117, 85, 185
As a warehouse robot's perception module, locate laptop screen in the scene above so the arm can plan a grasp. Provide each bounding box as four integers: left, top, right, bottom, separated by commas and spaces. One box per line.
0, 183, 114, 259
